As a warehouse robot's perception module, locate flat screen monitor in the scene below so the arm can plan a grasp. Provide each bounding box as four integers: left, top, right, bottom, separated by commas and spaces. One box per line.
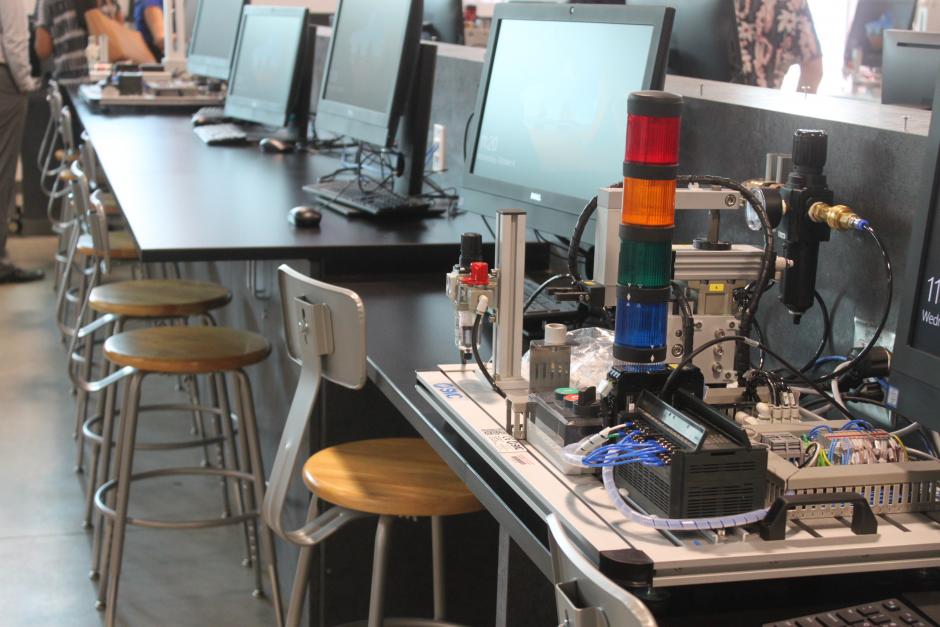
462, 3, 673, 239
844, 0, 916, 68
889, 80, 940, 430
186, 0, 247, 81
224, 6, 309, 128
631, 0, 740, 83
315, 0, 423, 147
423, 0, 463, 44
882, 30, 940, 109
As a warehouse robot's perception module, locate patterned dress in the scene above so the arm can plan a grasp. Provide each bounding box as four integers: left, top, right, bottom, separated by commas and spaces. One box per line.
735, 0, 822, 88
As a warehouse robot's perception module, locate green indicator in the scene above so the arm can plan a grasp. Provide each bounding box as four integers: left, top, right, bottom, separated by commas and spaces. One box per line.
554, 387, 579, 400
618, 239, 671, 288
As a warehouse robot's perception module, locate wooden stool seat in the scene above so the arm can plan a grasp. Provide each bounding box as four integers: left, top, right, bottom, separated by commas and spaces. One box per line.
77, 231, 138, 260
89, 279, 231, 317
302, 438, 482, 517
55, 148, 79, 163
104, 326, 270, 374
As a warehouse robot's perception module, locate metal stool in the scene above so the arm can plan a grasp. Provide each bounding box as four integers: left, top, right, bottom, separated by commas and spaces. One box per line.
64, 170, 205, 471
263, 266, 482, 627
93, 325, 284, 627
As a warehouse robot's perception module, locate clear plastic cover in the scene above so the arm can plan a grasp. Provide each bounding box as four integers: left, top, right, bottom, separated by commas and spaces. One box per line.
522, 327, 615, 390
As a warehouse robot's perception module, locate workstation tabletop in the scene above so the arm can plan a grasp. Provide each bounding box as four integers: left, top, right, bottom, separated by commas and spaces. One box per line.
70, 94, 496, 264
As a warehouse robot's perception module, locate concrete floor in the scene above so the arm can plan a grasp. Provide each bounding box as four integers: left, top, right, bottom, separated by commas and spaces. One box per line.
0, 237, 278, 627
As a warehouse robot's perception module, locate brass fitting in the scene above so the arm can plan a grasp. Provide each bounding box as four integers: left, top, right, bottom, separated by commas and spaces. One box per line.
808, 202, 865, 231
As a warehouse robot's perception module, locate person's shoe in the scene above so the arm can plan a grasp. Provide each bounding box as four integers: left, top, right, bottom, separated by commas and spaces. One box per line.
0, 264, 45, 284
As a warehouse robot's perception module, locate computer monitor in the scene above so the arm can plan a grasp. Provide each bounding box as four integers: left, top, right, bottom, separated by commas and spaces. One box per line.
224, 6, 315, 131
462, 3, 673, 239
888, 81, 940, 431
315, 0, 424, 148
631, 0, 741, 82
423, 0, 463, 44
186, 0, 247, 81
844, 0, 916, 68
882, 30, 940, 109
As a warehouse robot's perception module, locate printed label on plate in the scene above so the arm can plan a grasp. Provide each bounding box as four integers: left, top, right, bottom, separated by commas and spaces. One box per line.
480, 428, 526, 453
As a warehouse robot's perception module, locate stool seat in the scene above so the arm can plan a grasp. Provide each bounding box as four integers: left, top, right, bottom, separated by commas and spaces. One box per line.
104, 326, 270, 374
55, 148, 79, 163
302, 438, 482, 517
77, 231, 138, 260
89, 280, 231, 317
97, 192, 120, 216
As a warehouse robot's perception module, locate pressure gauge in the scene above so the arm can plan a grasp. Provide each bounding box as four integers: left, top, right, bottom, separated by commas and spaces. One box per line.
745, 186, 785, 231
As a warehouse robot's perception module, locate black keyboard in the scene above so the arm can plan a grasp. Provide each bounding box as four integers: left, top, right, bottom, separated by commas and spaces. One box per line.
764, 598, 934, 627
524, 276, 580, 319
303, 179, 432, 217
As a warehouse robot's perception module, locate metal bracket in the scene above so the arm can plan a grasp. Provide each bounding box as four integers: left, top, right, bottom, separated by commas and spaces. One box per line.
247, 260, 272, 300
296, 299, 334, 359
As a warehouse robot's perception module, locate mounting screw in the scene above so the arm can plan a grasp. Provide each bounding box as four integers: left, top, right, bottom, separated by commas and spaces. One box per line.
714, 329, 726, 339
725, 372, 733, 380
712, 363, 723, 376
725, 194, 738, 207
695, 321, 703, 330
728, 321, 736, 329
675, 329, 683, 337
671, 344, 684, 357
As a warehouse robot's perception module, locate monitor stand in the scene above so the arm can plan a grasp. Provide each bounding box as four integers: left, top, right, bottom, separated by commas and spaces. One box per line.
394, 41, 438, 197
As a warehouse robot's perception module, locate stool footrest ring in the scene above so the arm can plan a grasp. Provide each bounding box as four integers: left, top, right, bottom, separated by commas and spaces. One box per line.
94, 467, 257, 530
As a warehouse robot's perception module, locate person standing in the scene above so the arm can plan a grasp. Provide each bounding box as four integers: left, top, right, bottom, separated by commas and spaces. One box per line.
736, 0, 824, 92
0, 0, 43, 283
34, 0, 94, 83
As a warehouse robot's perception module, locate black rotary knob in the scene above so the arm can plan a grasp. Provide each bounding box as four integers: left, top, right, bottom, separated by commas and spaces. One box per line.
459, 232, 483, 271
791, 129, 828, 173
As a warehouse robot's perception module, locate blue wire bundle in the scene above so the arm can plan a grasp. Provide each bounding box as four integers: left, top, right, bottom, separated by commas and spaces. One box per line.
581, 430, 669, 468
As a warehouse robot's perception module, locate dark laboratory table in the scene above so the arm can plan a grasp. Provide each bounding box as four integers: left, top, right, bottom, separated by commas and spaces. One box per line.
71, 94, 502, 270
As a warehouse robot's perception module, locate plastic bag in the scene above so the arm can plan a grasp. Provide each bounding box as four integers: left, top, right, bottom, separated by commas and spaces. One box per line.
521, 327, 614, 389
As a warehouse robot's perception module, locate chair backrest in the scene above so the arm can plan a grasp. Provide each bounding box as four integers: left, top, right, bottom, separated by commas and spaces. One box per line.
262, 265, 367, 543
69, 160, 112, 275
58, 106, 76, 155
547, 514, 657, 627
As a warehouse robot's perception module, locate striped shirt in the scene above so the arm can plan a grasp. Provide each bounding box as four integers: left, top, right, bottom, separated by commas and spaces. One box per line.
36, 0, 88, 83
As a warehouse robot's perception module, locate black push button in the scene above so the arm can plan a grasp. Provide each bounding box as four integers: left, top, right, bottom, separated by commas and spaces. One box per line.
899, 612, 919, 624
869, 615, 891, 625
883, 601, 901, 612
818, 613, 847, 627
860, 606, 880, 616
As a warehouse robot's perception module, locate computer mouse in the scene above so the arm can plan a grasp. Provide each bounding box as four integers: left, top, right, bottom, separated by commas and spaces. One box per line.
259, 137, 295, 154
288, 205, 322, 228
191, 114, 212, 127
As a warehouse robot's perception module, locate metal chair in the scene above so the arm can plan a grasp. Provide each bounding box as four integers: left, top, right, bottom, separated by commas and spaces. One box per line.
262, 265, 482, 627
547, 514, 657, 627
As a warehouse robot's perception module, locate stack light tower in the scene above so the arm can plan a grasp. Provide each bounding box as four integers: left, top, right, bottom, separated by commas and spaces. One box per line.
613, 91, 683, 368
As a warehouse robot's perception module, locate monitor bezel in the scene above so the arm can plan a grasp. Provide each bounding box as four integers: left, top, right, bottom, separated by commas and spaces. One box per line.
461, 3, 674, 241
314, 0, 424, 148
186, 0, 247, 81
224, 5, 309, 128
889, 80, 940, 428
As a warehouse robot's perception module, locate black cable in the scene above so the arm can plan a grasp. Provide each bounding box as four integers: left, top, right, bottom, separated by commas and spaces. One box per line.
671, 281, 694, 357
567, 194, 599, 285
523, 274, 574, 313
659, 335, 857, 421
798, 442, 819, 469
677, 175, 774, 375
812, 224, 892, 385
798, 290, 833, 373
471, 312, 504, 398
752, 318, 768, 370
462, 111, 475, 162
480, 215, 495, 239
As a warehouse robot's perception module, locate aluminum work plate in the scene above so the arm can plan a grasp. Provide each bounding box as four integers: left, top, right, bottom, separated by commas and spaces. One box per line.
416, 365, 940, 587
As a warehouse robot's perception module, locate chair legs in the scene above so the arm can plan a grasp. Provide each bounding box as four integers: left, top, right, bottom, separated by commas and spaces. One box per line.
367, 515, 395, 627
92, 369, 282, 627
